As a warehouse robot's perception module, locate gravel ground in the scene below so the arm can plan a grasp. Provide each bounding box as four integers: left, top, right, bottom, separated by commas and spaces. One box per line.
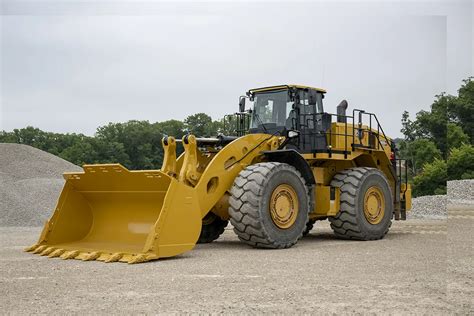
3, 219, 471, 314
447, 203, 474, 311
0, 143, 81, 226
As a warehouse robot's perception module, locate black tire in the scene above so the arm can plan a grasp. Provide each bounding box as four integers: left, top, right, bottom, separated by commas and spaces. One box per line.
329, 167, 393, 240
303, 219, 316, 237
229, 162, 310, 248
197, 212, 228, 243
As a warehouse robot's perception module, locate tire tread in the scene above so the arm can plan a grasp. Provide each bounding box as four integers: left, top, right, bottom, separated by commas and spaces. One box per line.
329, 167, 392, 240
229, 162, 309, 249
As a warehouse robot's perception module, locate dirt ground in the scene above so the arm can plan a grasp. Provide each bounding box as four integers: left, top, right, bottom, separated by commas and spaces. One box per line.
0, 209, 472, 314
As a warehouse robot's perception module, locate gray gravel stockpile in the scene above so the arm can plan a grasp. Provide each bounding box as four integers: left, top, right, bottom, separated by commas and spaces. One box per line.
408, 179, 473, 219
447, 179, 474, 205
0, 143, 81, 226
409, 194, 447, 219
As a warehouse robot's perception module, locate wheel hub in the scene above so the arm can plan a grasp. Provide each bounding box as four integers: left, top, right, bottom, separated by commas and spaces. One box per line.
269, 184, 299, 229
363, 186, 385, 225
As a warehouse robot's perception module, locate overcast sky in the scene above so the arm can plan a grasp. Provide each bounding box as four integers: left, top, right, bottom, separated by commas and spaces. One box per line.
1, 0, 473, 137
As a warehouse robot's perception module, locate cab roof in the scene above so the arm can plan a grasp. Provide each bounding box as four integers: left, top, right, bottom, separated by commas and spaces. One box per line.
248, 84, 327, 94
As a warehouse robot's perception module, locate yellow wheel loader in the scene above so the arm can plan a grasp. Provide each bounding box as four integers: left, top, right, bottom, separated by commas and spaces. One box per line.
26, 85, 411, 263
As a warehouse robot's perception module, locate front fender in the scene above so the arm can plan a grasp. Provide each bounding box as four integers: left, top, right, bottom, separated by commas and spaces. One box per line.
262, 149, 315, 185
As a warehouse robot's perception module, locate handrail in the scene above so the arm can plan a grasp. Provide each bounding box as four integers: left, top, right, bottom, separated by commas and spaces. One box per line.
298, 112, 354, 156
223, 112, 250, 137
395, 158, 409, 197
352, 109, 392, 149
351, 109, 393, 154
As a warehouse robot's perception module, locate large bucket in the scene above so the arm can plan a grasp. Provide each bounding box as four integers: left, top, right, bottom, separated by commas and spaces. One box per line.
26, 164, 202, 263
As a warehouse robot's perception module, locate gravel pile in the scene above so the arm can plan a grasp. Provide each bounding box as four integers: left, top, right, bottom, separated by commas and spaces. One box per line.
447, 179, 474, 205
408, 195, 447, 219
0, 143, 81, 226
408, 179, 473, 219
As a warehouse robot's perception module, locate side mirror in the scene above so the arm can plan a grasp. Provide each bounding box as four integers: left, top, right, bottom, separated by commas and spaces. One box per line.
308, 90, 317, 105
239, 97, 246, 113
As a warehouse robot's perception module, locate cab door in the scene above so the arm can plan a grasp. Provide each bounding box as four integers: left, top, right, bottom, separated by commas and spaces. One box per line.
296, 90, 328, 153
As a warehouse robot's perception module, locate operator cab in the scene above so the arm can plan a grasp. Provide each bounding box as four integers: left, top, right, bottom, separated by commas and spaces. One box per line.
247, 85, 329, 153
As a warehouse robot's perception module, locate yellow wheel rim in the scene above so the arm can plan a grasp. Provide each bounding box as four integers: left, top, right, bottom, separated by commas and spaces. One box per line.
363, 186, 385, 225
269, 184, 299, 229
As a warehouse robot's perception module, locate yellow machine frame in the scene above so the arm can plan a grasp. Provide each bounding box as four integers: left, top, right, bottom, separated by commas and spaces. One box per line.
26, 86, 411, 264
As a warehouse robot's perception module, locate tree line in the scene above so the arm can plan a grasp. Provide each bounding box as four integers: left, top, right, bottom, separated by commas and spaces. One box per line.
0, 113, 230, 170
398, 77, 473, 196
1, 78, 472, 196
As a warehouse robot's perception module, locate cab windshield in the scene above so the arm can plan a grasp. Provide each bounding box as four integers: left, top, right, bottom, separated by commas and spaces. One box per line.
250, 90, 293, 129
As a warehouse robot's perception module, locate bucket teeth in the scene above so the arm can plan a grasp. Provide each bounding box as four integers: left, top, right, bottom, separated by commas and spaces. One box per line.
105, 253, 123, 263
48, 249, 65, 258
128, 254, 149, 264
82, 252, 100, 261
40, 247, 56, 256
33, 245, 47, 254
27, 247, 158, 264
60, 250, 79, 260
25, 244, 39, 252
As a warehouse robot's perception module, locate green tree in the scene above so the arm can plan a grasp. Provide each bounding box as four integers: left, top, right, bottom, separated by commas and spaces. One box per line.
155, 120, 185, 139
59, 140, 98, 166
447, 123, 469, 151
0, 114, 228, 171
398, 77, 474, 197
400, 111, 416, 141
413, 159, 447, 196
449, 77, 474, 142
94, 140, 131, 166
184, 113, 217, 137
400, 139, 441, 174
0, 130, 18, 143
415, 94, 449, 157
10, 126, 45, 146
218, 116, 237, 135
95, 120, 163, 170
0, 127, 89, 156
447, 144, 474, 180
